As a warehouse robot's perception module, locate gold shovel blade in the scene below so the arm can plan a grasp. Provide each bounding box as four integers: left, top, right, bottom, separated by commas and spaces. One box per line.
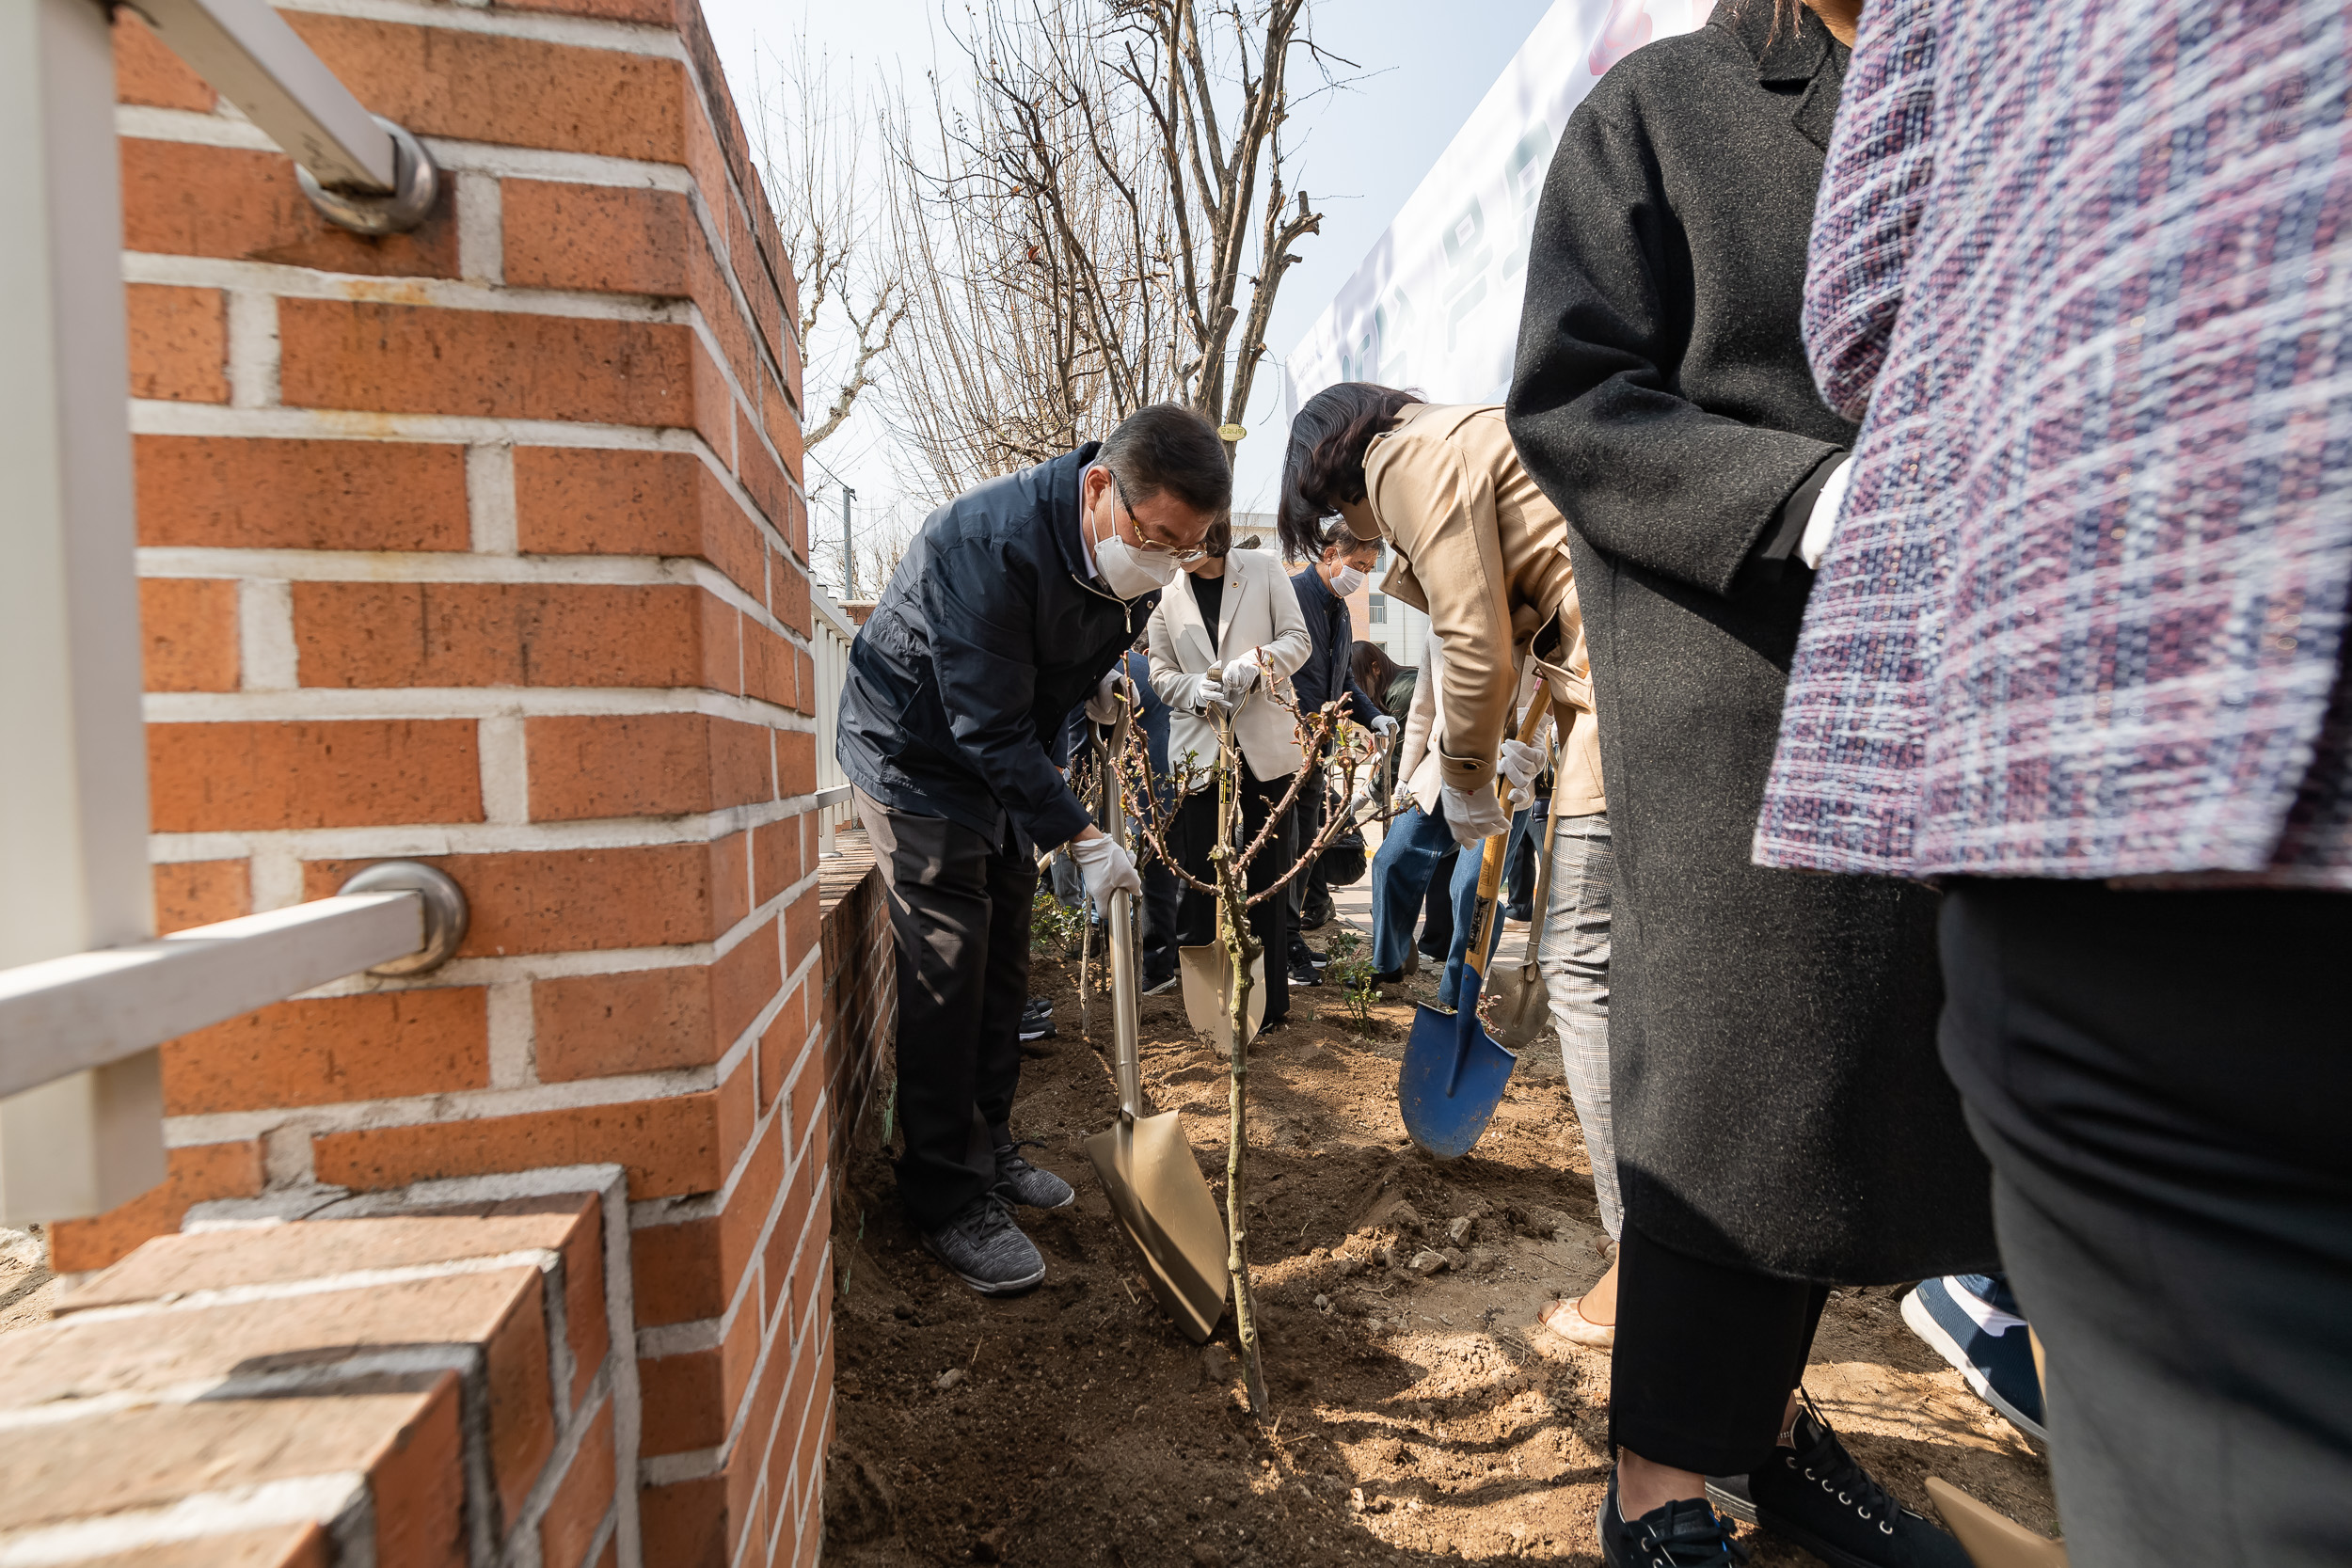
1178, 943, 1267, 1055
1924, 1478, 2068, 1568
1085, 1111, 1229, 1343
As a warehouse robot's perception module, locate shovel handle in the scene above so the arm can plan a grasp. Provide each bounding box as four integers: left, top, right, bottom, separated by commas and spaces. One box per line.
1462, 689, 1553, 987
1102, 703, 1142, 1120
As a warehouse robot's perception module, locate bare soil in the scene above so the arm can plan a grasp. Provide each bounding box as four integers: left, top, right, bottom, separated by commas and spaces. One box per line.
824, 946, 2053, 1566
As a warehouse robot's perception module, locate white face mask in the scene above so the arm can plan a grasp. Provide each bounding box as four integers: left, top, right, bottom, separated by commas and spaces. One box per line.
1327, 564, 1367, 596
1096, 533, 1181, 598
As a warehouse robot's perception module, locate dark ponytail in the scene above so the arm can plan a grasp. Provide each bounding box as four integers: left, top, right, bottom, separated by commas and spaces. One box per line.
1277, 383, 1422, 562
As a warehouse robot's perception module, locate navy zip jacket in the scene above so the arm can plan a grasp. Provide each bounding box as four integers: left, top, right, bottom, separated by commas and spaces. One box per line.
1288, 566, 1382, 728
836, 445, 1155, 851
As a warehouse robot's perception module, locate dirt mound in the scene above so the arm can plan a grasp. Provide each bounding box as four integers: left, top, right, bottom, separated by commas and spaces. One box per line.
825, 954, 2052, 1564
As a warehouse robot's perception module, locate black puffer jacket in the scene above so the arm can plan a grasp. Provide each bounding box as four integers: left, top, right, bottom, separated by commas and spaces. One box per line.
837, 445, 1156, 851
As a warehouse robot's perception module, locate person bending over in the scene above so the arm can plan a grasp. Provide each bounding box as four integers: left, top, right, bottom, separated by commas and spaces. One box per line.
836, 404, 1226, 1295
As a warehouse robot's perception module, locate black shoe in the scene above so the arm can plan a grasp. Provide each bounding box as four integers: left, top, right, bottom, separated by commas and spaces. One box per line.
992, 1142, 1075, 1210
1598, 1471, 1747, 1567
1141, 966, 1179, 996
920, 1195, 1046, 1296
1707, 1395, 1968, 1568
1288, 962, 1322, 987
1373, 967, 1406, 984
1504, 902, 1534, 923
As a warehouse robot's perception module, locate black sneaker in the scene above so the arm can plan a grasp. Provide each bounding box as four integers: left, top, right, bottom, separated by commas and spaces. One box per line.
921, 1195, 1046, 1295
1288, 962, 1322, 987
1141, 966, 1179, 996
993, 1142, 1075, 1210
1707, 1395, 1969, 1568
1598, 1471, 1748, 1567
1373, 967, 1406, 984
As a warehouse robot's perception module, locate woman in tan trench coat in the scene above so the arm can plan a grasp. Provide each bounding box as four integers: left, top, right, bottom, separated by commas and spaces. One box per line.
1279, 384, 1620, 1343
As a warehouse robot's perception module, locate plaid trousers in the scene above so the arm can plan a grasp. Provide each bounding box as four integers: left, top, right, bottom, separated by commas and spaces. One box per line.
1538, 810, 1618, 1240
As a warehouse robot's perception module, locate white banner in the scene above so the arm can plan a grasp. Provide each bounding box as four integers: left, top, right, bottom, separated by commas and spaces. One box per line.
1284, 0, 1716, 413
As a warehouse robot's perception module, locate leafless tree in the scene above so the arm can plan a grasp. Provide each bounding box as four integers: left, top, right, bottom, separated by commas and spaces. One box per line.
885, 0, 1345, 496
752, 38, 908, 453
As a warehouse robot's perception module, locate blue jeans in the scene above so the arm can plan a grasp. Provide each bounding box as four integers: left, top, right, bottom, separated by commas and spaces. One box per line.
1440, 804, 1534, 1008
1369, 800, 1535, 1006
1370, 803, 1454, 974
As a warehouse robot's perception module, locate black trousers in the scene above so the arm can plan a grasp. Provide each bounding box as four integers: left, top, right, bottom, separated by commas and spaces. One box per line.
1940, 878, 2352, 1568
1285, 770, 1327, 961
1170, 774, 1293, 1024
854, 789, 1036, 1231
1611, 1222, 1828, 1474
1139, 855, 1180, 981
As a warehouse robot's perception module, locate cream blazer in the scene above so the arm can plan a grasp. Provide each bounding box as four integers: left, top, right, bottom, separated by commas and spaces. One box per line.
1396, 641, 1558, 814
1355, 403, 1603, 815
1146, 548, 1314, 790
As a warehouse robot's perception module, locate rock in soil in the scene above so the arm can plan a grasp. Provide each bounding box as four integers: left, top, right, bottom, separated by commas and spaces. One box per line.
825, 950, 2054, 1565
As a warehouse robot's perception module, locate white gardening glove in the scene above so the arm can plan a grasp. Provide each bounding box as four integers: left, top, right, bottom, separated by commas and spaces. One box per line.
1066, 830, 1141, 915
1371, 714, 1400, 738
1499, 736, 1545, 810
1085, 666, 1133, 722
1218, 648, 1265, 705
1440, 781, 1512, 847
1184, 671, 1229, 713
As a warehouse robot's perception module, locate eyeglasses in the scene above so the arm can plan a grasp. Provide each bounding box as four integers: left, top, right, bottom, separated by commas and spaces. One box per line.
1109, 471, 1211, 565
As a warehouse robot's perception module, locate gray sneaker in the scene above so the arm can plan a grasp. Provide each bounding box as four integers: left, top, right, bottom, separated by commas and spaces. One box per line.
993, 1142, 1075, 1210
921, 1196, 1046, 1296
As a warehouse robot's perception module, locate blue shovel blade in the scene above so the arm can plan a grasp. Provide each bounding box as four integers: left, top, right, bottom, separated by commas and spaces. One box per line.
1399, 1003, 1518, 1161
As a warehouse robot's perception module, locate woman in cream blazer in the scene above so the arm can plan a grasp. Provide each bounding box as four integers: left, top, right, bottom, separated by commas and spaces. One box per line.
1282, 386, 1619, 1343
1145, 531, 1312, 1023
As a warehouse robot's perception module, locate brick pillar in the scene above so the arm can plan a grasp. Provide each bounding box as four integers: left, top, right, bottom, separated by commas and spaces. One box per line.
81, 4, 839, 1562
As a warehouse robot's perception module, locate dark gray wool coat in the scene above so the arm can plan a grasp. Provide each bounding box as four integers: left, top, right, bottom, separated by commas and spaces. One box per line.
1504, 2, 1996, 1283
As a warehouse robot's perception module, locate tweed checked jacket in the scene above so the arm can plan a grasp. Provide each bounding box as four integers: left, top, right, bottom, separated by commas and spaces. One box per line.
1756, 0, 2352, 886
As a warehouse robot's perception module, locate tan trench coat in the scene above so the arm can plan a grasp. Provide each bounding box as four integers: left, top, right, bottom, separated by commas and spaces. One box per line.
1350, 403, 1604, 814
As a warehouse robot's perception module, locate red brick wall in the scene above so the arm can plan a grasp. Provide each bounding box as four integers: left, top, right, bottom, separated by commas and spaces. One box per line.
3, 1188, 624, 1568
51, 3, 885, 1563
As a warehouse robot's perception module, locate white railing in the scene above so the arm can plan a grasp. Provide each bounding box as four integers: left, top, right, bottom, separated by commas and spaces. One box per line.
0, 0, 449, 1221
808, 584, 858, 853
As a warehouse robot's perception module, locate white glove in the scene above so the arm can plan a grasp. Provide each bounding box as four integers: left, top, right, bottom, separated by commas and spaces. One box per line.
1085, 667, 1133, 723
1798, 457, 1854, 570
1371, 714, 1400, 737
1440, 782, 1512, 847
1499, 736, 1545, 808
1184, 672, 1229, 713
1218, 649, 1263, 705
1066, 831, 1141, 915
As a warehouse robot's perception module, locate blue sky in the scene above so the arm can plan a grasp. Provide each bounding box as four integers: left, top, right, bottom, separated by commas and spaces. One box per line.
696, 0, 1558, 552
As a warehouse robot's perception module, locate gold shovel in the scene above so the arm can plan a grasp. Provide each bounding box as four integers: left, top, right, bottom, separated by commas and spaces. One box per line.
1084, 704, 1231, 1343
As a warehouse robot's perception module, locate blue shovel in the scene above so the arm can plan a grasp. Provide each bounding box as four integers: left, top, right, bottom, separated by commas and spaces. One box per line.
1399, 690, 1550, 1161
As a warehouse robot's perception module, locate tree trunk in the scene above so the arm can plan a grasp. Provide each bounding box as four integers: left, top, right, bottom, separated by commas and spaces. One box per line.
1210, 711, 1269, 1417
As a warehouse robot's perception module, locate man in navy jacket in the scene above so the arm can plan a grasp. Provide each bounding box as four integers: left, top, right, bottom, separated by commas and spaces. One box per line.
837, 404, 1229, 1294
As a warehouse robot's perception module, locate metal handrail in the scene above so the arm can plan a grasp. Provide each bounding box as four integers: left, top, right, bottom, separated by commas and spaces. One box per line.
129, 0, 438, 233
0, 863, 468, 1101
